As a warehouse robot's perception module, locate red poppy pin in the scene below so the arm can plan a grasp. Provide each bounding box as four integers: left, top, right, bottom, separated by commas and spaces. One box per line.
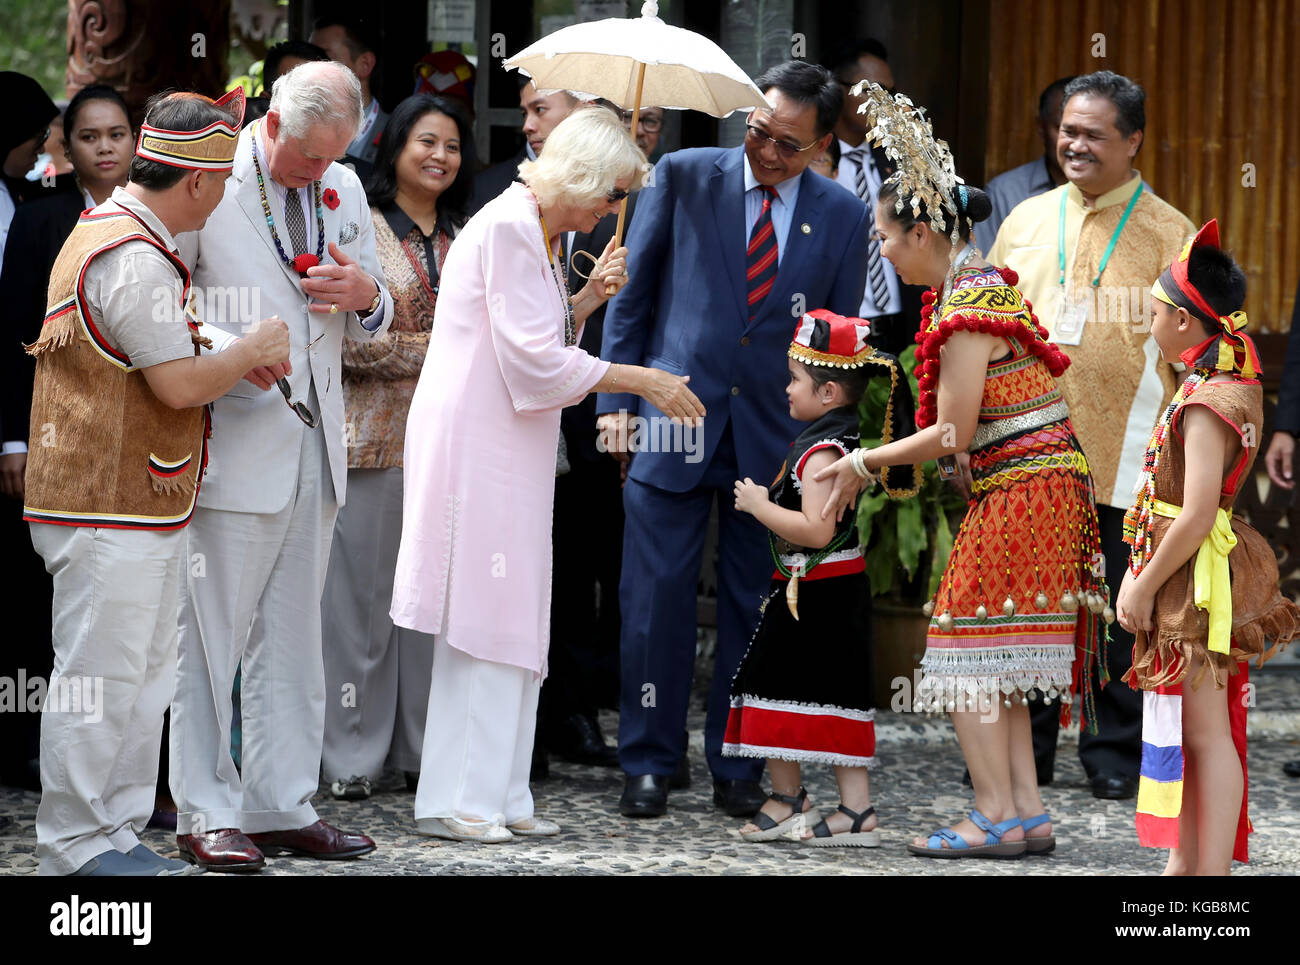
322, 188, 341, 210
292, 253, 320, 275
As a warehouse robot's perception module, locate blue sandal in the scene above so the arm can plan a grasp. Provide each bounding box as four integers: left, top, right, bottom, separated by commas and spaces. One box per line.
1022, 813, 1055, 854
906, 809, 1026, 859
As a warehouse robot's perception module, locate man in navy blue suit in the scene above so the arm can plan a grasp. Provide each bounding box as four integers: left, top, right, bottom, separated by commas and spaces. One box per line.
597, 61, 870, 817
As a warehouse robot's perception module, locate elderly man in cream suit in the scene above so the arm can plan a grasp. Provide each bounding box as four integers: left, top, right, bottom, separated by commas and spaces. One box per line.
170, 62, 392, 872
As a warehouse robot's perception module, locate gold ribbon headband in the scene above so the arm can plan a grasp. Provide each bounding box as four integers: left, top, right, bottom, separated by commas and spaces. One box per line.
135, 88, 245, 172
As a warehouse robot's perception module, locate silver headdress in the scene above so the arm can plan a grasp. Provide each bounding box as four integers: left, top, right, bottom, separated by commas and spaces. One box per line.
851, 81, 964, 243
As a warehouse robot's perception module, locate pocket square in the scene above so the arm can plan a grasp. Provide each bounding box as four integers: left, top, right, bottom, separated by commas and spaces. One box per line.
339, 221, 359, 245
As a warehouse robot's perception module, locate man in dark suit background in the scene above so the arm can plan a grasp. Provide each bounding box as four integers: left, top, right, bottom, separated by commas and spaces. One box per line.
821, 39, 925, 359
599, 60, 870, 817
1264, 277, 1300, 779
471, 79, 579, 214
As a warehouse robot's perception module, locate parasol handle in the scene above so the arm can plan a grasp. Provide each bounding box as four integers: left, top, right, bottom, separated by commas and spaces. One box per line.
606, 61, 648, 295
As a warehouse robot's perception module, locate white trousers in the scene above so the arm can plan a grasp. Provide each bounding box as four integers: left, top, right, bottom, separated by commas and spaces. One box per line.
415, 636, 540, 825
321, 468, 432, 781
170, 421, 337, 834
31, 523, 184, 875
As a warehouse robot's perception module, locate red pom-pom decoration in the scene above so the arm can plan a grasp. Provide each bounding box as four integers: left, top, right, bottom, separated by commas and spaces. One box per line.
292, 253, 320, 275
922, 290, 938, 305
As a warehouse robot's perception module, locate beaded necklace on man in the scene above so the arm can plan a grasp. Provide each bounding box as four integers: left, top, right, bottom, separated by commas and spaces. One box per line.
250, 120, 325, 274
537, 208, 577, 347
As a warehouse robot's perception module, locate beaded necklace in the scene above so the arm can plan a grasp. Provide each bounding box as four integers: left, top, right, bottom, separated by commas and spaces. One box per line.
1122, 368, 1209, 573
537, 209, 577, 347
250, 121, 325, 274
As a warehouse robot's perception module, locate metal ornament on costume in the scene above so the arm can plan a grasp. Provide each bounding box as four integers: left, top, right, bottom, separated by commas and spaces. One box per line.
134, 88, 245, 171
851, 80, 963, 241
789, 309, 921, 499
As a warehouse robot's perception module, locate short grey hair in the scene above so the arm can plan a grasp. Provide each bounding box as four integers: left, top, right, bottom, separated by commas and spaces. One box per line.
518, 106, 648, 210
269, 60, 364, 141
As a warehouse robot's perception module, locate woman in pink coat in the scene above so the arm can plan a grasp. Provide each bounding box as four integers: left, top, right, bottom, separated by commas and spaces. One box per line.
391, 106, 705, 842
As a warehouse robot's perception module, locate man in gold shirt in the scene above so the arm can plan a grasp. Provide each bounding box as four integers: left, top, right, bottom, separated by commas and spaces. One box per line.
989, 70, 1193, 801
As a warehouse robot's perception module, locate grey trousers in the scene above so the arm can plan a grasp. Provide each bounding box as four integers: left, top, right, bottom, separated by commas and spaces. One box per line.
321, 467, 432, 781
32, 523, 184, 874
171, 422, 336, 835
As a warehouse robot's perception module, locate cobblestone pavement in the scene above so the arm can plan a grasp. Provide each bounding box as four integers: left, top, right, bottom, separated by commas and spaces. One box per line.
3, 650, 1297, 876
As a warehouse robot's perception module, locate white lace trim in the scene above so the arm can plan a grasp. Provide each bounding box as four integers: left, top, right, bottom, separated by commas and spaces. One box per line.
731, 694, 875, 721
722, 741, 876, 769
915, 644, 1075, 708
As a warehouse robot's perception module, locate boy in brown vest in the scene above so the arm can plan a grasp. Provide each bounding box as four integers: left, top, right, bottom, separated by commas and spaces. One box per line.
23, 88, 290, 876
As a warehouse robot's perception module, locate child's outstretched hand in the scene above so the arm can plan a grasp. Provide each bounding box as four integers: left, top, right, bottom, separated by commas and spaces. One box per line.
734, 477, 768, 515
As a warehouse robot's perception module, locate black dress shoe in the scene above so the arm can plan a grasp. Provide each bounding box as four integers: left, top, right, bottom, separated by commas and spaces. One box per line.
669, 753, 691, 790
712, 779, 765, 817
619, 774, 669, 817
545, 713, 619, 767
404, 771, 419, 792
1283, 759, 1300, 778
1091, 772, 1138, 800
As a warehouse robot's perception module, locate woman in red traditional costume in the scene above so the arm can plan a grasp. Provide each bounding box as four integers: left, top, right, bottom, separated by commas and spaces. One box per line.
1118, 221, 1298, 875
817, 83, 1108, 859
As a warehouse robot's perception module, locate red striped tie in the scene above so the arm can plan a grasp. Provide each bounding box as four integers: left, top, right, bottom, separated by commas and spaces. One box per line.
746, 185, 779, 320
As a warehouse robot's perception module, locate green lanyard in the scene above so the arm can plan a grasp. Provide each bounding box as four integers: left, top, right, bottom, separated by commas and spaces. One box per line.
1058, 179, 1143, 288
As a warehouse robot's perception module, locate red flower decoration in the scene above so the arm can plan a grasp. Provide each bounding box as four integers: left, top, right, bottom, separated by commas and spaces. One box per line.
322, 188, 341, 211
292, 253, 319, 275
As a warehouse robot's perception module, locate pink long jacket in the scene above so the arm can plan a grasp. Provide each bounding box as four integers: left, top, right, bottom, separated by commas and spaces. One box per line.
390, 182, 610, 675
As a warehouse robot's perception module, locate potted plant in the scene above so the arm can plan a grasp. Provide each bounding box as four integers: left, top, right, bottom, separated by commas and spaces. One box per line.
856, 345, 968, 707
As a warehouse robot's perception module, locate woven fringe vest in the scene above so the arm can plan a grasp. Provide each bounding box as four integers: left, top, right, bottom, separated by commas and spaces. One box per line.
23, 206, 211, 530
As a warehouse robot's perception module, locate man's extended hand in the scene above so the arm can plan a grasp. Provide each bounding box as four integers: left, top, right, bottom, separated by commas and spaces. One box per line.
302, 242, 379, 314
240, 316, 293, 389
1266, 431, 1295, 490
596, 411, 632, 483
0, 451, 26, 501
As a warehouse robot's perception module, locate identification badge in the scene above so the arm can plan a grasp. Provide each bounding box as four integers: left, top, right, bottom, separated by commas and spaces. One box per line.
1054, 293, 1089, 346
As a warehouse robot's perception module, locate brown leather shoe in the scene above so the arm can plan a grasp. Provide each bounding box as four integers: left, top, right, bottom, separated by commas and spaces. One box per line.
177, 829, 266, 872
247, 820, 376, 859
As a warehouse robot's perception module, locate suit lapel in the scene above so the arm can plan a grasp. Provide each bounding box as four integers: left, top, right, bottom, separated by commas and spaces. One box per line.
755, 169, 826, 331
711, 149, 748, 323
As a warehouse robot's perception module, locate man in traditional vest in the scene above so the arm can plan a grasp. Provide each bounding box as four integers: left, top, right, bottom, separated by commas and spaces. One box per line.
170, 61, 392, 871
23, 88, 291, 876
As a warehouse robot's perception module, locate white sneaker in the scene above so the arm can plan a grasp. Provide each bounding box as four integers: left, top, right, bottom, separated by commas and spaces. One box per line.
330, 775, 372, 800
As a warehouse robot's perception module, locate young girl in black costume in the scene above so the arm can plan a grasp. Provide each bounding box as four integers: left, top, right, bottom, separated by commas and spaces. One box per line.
725, 310, 919, 847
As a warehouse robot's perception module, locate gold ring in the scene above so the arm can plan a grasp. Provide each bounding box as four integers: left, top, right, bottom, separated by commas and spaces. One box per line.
329, 303, 338, 314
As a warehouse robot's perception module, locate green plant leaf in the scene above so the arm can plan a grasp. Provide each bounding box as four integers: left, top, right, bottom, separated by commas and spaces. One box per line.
855, 488, 890, 548
896, 495, 925, 577
864, 522, 898, 596
928, 504, 956, 598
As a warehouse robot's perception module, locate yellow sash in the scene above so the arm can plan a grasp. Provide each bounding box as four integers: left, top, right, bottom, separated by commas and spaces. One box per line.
1150, 500, 1235, 654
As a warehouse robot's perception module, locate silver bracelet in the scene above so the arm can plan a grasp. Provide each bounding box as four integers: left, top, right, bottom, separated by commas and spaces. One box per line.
850, 448, 871, 479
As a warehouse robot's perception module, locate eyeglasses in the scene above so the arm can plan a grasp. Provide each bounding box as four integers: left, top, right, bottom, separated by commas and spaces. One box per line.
619, 110, 663, 133
605, 187, 629, 203
744, 123, 820, 159
276, 376, 319, 428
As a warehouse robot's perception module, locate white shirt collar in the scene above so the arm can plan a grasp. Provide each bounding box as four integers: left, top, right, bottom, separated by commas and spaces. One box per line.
742, 154, 800, 205
109, 186, 179, 253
